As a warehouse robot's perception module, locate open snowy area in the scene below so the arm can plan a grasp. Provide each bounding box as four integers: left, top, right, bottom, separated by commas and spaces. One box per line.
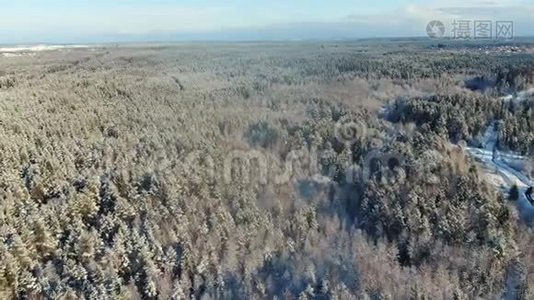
0, 44, 90, 57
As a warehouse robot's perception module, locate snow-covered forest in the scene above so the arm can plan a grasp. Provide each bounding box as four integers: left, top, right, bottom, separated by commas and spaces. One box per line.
1, 41, 534, 299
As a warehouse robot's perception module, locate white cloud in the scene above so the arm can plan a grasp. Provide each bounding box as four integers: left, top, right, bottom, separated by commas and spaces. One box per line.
1, 0, 533, 43
345, 0, 534, 37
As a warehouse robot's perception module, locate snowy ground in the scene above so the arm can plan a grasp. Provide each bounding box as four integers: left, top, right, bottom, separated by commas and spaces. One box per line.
500, 88, 534, 102
0, 45, 90, 58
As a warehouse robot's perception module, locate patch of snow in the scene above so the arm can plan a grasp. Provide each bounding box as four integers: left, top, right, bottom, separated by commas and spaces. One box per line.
0, 44, 89, 53
481, 120, 499, 150
1, 52, 36, 58
515, 88, 534, 101
500, 88, 534, 102
501, 94, 514, 101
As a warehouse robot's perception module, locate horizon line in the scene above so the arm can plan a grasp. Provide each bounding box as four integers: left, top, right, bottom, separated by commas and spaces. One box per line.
2, 36, 534, 47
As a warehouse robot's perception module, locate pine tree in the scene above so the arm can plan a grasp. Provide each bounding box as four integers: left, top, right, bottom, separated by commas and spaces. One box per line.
509, 184, 520, 201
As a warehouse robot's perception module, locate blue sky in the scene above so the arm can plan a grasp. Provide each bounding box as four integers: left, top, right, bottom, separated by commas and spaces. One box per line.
0, 0, 533, 43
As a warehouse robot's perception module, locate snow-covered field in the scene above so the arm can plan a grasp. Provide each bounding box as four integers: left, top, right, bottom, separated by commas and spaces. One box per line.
0, 44, 88, 52
0, 44, 90, 57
